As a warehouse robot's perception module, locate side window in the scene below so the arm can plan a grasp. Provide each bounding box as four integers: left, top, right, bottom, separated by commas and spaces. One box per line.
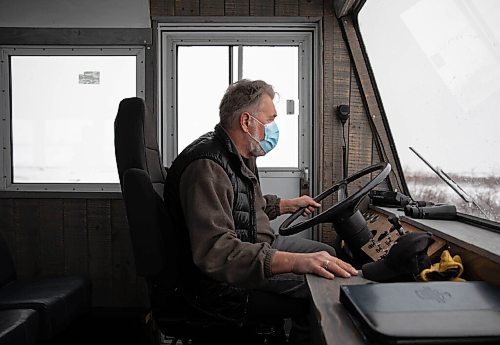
176, 46, 229, 153
160, 25, 317, 235
0, 48, 144, 191
241, 46, 299, 168
175, 45, 300, 168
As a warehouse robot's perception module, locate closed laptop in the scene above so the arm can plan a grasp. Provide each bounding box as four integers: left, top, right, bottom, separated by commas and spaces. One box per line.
339, 281, 500, 344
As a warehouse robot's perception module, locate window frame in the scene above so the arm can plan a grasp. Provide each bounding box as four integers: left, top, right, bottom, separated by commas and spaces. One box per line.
0, 46, 146, 193
163, 34, 310, 172
157, 22, 318, 179
156, 20, 323, 240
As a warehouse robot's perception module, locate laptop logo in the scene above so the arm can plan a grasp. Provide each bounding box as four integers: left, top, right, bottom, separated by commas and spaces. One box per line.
415, 286, 451, 303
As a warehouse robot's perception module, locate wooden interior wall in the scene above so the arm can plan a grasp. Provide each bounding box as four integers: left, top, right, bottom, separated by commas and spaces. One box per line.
0, 0, 375, 308
320, 3, 374, 245
0, 198, 148, 308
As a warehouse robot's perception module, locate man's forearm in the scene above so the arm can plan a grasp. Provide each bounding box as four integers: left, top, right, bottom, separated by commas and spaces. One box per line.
270, 250, 297, 274
278, 199, 294, 215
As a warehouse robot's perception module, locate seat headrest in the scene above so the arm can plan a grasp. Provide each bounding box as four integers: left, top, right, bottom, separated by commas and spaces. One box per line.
114, 97, 167, 197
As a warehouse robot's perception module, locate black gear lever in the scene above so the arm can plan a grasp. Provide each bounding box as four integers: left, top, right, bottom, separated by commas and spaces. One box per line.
388, 215, 405, 235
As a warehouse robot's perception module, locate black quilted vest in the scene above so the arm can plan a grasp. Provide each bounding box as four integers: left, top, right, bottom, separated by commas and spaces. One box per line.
164, 124, 257, 323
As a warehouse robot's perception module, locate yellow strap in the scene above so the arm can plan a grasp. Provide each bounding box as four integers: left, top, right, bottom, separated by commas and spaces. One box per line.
419, 250, 464, 281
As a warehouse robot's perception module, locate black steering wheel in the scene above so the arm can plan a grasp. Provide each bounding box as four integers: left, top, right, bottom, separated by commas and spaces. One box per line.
279, 162, 391, 236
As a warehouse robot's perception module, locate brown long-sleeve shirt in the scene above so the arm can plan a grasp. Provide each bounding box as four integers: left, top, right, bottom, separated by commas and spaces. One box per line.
179, 158, 280, 288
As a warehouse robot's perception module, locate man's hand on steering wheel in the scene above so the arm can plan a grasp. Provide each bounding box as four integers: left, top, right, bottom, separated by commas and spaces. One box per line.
280, 196, 321, 216
279, 162, 391, 236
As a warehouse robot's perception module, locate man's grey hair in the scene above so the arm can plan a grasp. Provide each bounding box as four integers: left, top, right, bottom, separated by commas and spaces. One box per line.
219, 79, 275, 129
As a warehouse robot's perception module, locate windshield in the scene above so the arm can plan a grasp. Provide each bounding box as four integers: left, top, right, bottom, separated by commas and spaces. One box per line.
359, 0, 500, 223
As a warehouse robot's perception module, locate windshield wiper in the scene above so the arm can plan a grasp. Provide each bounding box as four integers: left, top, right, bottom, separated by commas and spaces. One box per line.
409, 147, 489, 219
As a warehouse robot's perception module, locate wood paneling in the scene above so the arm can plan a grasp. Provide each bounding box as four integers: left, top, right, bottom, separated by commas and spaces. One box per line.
63, 200, 88, 274
175, 0, 200, 16
274, 0, 299, 16
14, 200, 40, 278
320, 6, 356, 245
0, 198, 144, 307
347, 69, 372, 193
320, 2, 336, 244
0, 199, 16, 264
225, 0, 250, 16
200, 0, 225, 16
39, 200, 64, 276
87, 200, 113, 306
150, 0, 165, 17
250, 0, 274, 16
166, 1, 176, 16
299, 0, 324, 16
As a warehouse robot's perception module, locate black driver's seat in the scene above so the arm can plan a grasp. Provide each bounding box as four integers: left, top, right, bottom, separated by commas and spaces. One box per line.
114, 97, 288, 344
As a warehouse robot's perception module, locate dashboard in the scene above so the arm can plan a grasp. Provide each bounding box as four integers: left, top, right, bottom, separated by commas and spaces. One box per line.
362, 205, 500, 286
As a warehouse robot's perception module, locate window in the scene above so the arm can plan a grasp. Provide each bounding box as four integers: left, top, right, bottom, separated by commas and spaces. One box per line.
359, 0, 500, 222
159, 23, 319, 235
160, 26, 315, 174
0, 47, 144, 191
240, 46, 300, 168
176, 45, 300, 168
176, 46, 229, 153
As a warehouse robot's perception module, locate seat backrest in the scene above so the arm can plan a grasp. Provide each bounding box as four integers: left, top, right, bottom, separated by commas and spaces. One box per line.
114, 97, 171, 279
122, 168, 180, 281
114, 97, 166, 198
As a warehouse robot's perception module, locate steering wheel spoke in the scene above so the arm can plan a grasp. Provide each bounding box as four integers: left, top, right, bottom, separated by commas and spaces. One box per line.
338, 182, 348, 200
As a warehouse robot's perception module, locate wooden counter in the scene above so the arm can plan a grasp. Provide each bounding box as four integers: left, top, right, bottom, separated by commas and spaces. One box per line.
307, 274, 370, 345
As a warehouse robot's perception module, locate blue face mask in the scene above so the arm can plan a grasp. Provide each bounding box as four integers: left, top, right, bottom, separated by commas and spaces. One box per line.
249, 114, 279, 154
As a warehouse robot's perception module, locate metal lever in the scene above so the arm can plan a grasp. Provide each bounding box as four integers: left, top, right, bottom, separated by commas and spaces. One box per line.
300, 167, 309, 191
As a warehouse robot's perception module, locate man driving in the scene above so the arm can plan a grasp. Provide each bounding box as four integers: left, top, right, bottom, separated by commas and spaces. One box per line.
164, 79, 357, 344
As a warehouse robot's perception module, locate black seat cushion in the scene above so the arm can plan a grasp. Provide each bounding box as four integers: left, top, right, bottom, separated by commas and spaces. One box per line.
0, 309, 38, 345
0, 276, 90, 340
